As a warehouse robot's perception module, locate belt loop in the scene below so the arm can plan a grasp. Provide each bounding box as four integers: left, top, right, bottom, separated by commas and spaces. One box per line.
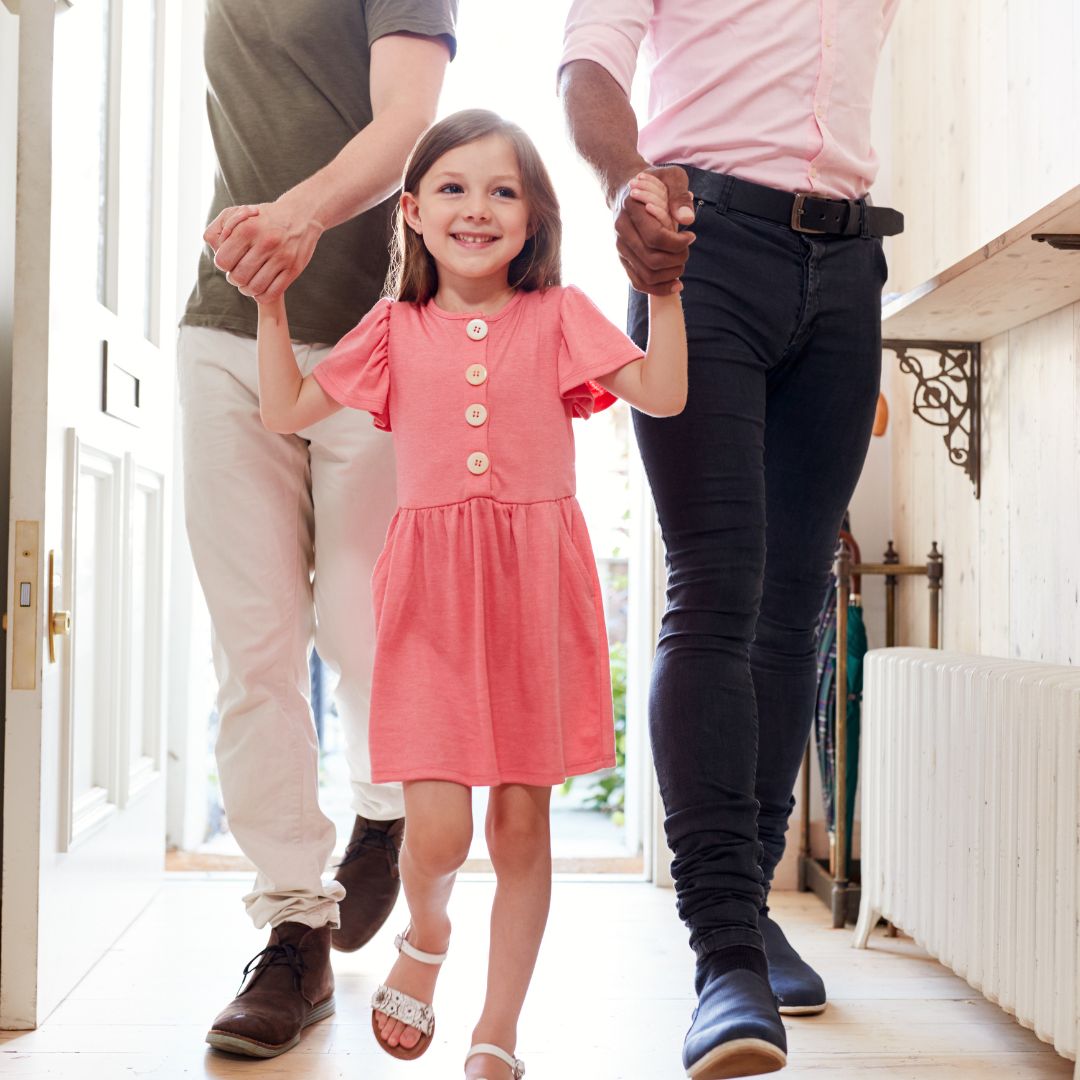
716, 174, 736, 214
857, 196, 871, 239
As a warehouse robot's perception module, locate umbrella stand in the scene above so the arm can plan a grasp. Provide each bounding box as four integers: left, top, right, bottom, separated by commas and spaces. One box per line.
798, 539, 943, 928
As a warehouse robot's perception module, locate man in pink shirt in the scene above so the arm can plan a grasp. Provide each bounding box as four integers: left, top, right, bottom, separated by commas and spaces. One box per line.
561, 3, 902, 1076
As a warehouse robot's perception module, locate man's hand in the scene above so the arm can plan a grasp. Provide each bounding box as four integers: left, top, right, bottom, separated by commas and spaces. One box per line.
614, 165, 696, 296
204, 194, 324, 303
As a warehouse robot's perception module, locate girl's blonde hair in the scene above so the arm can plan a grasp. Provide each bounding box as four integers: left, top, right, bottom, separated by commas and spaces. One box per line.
387, 109, 562, 303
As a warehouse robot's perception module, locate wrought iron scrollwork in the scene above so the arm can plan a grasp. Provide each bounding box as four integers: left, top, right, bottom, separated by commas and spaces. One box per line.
883, 339, 980, 498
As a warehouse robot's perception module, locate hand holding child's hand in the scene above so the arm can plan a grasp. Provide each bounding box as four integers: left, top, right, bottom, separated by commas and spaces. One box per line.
204, 193, 324, 304
627, 172, 687, 294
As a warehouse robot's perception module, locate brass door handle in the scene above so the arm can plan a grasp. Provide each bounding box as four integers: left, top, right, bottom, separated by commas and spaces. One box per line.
48, 550, 70, 663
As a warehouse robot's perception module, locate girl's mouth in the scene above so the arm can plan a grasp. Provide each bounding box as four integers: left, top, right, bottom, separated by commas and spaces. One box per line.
452, 233, 499, 246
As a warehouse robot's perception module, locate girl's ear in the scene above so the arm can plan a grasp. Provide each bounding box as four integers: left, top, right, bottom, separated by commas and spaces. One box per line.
401, 191, 423, 235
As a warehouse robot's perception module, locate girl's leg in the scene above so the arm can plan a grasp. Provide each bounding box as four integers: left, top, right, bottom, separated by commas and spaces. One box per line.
466, 784, 552, 1078
374, 779, 473, 1050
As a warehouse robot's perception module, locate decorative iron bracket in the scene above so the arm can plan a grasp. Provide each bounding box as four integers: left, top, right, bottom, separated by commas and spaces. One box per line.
883, 339, 981, 499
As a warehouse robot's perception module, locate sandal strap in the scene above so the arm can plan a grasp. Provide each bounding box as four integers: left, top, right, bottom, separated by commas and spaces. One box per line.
394, 927, 448, 966
466, 1043, 526, 1078
370, 984, 435, 1037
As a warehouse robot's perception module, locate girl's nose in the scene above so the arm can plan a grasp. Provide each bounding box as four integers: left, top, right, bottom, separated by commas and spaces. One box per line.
463, 200, 491, 222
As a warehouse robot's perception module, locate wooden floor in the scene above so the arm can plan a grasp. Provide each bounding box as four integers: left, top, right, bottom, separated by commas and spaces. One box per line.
0, 878, 1072, 1079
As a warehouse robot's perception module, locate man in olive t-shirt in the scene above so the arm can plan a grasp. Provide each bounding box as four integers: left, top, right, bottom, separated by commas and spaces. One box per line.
179, 0, 456, 1058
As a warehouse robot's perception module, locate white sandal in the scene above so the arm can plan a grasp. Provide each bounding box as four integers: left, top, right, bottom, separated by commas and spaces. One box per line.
370, 927, 448, 1060
466, 1042, 526, 1079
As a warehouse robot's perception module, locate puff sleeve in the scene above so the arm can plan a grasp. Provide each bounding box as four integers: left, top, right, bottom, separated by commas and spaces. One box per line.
312, 298, 393, 430
557, 285, 644, 419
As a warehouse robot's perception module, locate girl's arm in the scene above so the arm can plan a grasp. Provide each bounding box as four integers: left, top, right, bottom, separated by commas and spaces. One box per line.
257, 297, 343, 434
596, 173, 689, 417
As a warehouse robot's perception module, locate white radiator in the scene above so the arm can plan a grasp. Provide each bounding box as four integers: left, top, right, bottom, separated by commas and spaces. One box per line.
854, 648, 1080, 1067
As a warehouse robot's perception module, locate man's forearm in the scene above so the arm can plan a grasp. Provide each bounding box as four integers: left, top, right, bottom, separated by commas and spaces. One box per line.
278, 104, 436, 231
560, 60, 649, 207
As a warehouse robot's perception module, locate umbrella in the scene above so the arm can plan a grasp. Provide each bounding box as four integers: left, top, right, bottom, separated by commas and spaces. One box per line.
814, 528, 868, 872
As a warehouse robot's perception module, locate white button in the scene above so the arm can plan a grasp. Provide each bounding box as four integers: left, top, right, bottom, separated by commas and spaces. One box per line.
466, 318, 488, 341
465, 403, 488, 427
467, 452, 490, 475
465, 364, 488, 386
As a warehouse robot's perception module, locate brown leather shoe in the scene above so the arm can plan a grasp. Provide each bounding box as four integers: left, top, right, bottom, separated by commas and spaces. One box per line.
331, 815, 404, 953
206, 922, 335, 1058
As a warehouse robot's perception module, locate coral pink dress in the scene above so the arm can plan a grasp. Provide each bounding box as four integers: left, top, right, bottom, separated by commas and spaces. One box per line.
313, 285, 643, 787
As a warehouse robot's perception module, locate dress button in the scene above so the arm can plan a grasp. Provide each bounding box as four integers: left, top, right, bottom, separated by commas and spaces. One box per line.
466, 318, 488, 341
465, 364, 488, 386
467, 451, 490, 475
465, 403, 488, 427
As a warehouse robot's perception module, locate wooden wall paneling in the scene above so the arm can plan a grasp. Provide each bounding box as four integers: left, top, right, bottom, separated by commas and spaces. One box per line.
1007, 309, 1077, 665
1034, 307, 1077, 667
937, 405, 980, 655
976, 0, 1010, 245
1005, 0, 1078, 226
930, 0, 979, 282
889, 0, 935, 295
977, 331, 1011, 658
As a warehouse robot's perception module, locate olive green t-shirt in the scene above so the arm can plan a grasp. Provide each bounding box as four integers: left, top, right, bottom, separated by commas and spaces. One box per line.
182, 0, 457, 344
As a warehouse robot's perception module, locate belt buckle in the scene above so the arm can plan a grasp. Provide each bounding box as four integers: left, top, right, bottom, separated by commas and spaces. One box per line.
791, 193, 827, 235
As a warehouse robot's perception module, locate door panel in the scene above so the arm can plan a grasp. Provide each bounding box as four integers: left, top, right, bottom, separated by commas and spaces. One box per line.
2, 0, 180, 1027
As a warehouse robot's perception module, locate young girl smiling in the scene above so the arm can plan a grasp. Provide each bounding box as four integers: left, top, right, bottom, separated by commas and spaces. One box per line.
254, 109, 687, 1079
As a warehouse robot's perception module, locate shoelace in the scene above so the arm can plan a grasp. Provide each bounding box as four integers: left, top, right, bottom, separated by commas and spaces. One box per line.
238, 941, 305, 996
337, 825, 401, 879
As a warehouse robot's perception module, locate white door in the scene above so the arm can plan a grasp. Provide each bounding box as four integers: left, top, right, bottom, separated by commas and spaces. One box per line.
1, 0, 182, 1028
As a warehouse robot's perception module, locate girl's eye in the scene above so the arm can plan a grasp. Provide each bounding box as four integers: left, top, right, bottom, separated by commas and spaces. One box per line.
494, 187, 518, 199
439, 183, 464, 194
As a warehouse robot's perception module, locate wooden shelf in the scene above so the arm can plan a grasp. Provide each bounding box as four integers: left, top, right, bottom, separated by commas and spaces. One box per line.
881, 184, 1080, 341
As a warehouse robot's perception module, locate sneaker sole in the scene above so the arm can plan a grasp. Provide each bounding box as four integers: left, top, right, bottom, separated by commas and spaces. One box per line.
206, 996, 336, 1058
686, 1037, 787, 1079
778, 1001, 827, 1016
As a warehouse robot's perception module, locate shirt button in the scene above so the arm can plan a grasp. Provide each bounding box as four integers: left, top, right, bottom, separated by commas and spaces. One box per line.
465, 364, 488, 386
467, 451, 490, 475
466, 318, 488, 341
465, 403, 488, 427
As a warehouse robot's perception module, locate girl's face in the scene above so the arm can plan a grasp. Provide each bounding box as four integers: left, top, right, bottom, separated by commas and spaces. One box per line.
402, 134, 530, 292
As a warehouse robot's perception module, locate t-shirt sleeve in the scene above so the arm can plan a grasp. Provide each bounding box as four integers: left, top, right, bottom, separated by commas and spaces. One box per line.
364, 0, 458, 61
313, 298, 393, 430
557, 285, 644, 420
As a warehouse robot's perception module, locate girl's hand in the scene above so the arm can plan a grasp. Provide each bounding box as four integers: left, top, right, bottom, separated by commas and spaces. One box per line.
628, 172, 678, 230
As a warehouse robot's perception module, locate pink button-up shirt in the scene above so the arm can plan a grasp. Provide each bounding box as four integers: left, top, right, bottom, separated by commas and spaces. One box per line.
561, 0, 901, 200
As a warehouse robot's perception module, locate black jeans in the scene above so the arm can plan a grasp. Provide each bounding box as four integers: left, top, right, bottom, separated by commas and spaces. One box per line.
629, 167, 887, 959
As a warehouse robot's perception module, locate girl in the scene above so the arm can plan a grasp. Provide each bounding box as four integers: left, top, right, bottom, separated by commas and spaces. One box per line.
254, 110, 688, 1079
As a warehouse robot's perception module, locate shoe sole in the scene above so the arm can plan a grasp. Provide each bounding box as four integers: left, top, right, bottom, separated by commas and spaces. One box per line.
686, 1037, 787, 1079
778, 1001, 827, 1016
205, 996, 336, 1058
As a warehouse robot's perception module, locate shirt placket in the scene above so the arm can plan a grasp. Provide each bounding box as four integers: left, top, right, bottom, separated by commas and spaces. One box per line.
808, 0, 839, 190
463, 317, 493, 495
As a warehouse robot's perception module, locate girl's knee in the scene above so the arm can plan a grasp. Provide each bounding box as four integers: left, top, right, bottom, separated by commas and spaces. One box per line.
404, 815, 472, 876
486, 799, 550, 872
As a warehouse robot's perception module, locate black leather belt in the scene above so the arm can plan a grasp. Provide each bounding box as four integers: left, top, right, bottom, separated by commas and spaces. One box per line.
679, 165, 904, 238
